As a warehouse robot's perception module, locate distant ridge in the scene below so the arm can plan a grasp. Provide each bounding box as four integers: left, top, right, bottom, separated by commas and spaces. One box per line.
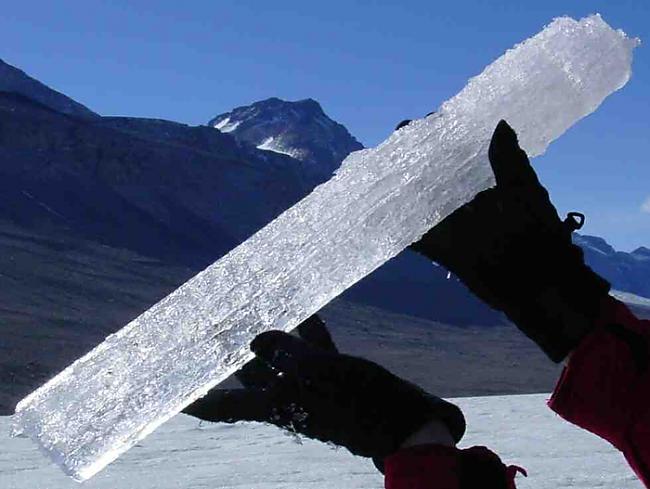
574, 234, 650, 298
0, 58, 98, 119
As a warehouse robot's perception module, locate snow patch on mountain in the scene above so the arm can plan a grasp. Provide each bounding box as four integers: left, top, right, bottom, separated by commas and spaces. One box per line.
213, 117, 241, 133
256, 136, 305, 159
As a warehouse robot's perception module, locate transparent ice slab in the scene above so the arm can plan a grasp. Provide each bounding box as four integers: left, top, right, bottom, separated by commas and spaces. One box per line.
12, 14, 637, 481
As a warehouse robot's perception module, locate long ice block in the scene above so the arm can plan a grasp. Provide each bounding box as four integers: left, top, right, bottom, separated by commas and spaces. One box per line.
12, 15, 637, 481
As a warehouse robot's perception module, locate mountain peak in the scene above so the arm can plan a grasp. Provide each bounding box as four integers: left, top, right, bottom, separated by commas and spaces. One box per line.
573, 233, 616, 256
249, 97, 322, 111
294, 97, 324, 112
573, 234, 650, 298
632, 246, 650, 259
0, 58, 98, 119
209, 97, 363, 181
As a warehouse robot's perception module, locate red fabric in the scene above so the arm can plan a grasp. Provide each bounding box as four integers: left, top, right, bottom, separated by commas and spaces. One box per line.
384, 444, 524, 489
384, 445, 461, 489
384, 296, 650, 488
549, 296, 650, 486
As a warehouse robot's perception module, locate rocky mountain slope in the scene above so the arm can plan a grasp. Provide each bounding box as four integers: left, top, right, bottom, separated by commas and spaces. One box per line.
0, 91, 313, 264
0, 58, 98, 119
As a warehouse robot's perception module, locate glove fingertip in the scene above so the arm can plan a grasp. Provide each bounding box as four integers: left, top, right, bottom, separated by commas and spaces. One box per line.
236, 357, 277, 389
488, 120, 538, 188
250, 330, 286, 357
183, 389, 266, 423
297, 315, 339, 353
488, 120, 519, 166
251, 330, 309, 374
494, 119, 517, 140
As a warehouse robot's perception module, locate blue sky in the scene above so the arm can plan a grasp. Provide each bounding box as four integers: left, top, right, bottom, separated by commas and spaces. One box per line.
1, 0, 648, 251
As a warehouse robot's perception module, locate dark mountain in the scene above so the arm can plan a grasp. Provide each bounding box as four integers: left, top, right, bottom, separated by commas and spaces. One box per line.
574, 234, 650, 299
0, 67, 321, 413
0, 220, 195, 414
210, 97, 364, 183
0, 91, 315, 265
0, 58, 98, 119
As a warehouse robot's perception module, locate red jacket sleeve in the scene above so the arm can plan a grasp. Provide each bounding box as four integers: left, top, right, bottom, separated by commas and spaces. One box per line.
384, 444, 462, 489
384, 444, 525, 488
383, 296, 649, 489
549, 296, 650, 487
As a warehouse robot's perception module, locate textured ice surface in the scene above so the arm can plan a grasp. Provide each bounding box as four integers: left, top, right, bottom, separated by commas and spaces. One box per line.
12, 14, 637, 481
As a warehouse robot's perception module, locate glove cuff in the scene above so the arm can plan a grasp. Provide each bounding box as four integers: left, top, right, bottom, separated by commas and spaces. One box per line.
506, 255, 611, 362
372, 394, 465, 473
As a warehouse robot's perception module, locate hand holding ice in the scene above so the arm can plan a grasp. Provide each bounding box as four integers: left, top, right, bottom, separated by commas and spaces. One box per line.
12, 15, 637, 481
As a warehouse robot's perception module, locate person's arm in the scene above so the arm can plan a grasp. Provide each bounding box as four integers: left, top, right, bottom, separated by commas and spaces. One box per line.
410, 120, 610, 364
382, 294, 650, 489
549, 295, 650, 486
408, 120, 649, 486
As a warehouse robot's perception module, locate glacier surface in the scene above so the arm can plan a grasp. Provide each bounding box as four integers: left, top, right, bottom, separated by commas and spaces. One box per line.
12, 14, 637, 481
1, 394, 642, 488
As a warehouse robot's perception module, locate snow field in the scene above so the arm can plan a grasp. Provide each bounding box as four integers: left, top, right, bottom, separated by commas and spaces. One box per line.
1, 394, 641, 488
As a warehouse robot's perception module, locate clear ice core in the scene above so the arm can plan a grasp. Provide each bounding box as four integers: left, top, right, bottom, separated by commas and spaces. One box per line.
12, 14, 638, 481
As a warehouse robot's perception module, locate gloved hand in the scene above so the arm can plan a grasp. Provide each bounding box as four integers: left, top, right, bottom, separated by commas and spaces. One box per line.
183, 315, 465, 462
410, 120, 610, 362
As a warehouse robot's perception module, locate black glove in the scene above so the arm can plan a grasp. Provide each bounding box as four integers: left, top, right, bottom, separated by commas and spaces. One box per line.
183, 315, 465, 462
410, 120, 610, 362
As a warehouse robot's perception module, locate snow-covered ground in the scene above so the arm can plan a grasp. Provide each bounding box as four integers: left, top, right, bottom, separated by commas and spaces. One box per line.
0, 394, 641, 488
